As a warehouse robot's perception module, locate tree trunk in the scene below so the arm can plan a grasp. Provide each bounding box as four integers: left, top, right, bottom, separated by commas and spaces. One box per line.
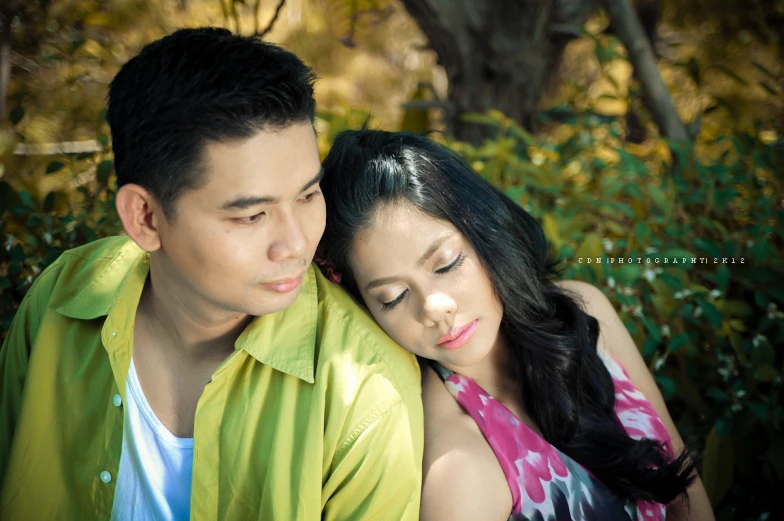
0, 13, 12, 123
600, 0, 690, 141
399, 0, 564, 143
399, 0, 691, 144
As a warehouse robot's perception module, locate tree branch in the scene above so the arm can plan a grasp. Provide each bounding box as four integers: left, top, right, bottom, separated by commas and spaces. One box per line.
600, 0, 690, 142
252, 0, 286, 39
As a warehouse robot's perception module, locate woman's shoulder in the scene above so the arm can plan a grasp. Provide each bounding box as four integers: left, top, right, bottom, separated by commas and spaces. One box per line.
553, 279, 609, 318
419, 363, 512, 521
553, 279, 625, 358
554, 280, 676, 445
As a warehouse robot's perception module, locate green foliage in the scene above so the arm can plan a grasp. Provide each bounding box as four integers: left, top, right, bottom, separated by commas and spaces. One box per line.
4, 101, 779, 518
449, 108, 784, 520
0, 165, 121, 334
0, 1, 781, 518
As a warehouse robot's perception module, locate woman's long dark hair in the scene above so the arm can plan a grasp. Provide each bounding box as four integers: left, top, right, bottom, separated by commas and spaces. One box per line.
318, 129, 697, 504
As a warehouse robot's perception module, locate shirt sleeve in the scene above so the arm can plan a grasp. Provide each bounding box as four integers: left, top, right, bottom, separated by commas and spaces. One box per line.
0, 287, 40, 486
322, 387, 424, 521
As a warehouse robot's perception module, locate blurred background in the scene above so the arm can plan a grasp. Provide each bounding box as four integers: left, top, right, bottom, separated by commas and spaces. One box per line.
0, 1, 782, 519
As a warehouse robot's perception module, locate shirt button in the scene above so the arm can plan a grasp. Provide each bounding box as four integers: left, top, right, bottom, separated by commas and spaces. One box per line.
100, 470, 112, 484
112, 394, 122, 407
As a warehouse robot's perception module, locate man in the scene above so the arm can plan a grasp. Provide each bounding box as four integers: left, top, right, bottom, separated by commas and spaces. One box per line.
0, 28, 423, 521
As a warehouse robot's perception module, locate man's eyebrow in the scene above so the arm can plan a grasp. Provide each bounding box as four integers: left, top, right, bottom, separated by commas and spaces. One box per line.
364, 233, 453, 293
220, 195, 278, 210
301, 167, 324, 193
220, 168, 324, 210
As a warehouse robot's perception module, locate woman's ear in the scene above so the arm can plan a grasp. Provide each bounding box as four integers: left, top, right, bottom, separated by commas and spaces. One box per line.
115, 183, 163, 252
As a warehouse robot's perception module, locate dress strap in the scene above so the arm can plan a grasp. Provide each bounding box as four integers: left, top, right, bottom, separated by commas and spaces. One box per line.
428, 360, 455, 382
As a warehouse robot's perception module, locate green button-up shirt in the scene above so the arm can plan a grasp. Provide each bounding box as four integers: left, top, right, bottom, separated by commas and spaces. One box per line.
0, 236, 423, 520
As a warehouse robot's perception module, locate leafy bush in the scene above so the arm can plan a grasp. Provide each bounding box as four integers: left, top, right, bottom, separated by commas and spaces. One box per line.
1, 106, 782, 521
449, 109, 784, 521
0, 149, 121, 334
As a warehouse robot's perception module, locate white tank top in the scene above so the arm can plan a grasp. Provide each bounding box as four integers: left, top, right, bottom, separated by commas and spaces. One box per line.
111, 359, 194, 520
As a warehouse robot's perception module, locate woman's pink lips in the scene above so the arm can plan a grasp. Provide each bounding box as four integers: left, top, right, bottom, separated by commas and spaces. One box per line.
437, 320, 478, 350
261, 273, 304, 293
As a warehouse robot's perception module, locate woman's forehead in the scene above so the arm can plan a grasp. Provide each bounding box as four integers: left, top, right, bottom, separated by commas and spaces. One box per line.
351, 206, 459, 270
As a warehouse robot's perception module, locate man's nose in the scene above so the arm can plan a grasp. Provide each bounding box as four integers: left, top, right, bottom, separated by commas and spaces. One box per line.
268, 211, 308, 262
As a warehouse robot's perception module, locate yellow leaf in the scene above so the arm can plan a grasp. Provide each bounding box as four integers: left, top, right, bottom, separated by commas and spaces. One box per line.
79, 39, 105, 59
604, 220, 627, 236
487, 109, 509, 126
574, 233, 604, 276
594, 145, 620, 165
84, 12, 113, 28
717, 320, 731, 337
632, 199, 646, 220
24, 115, 57, 145
399, 85, 430, 133
0, 129, 17, 159
718, 299, 754, 318
542, 214, 561, 249
729, 331, 748, 364
702, 426, 734, 508
729, 319, 746, 332
651, 293, 676, 321
325, 0, 391, 46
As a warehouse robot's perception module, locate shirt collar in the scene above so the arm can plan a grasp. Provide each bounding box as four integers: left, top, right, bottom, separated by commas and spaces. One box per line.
234, 266, 318, 384
56, 238, 318, 383
56, 238, 149, 321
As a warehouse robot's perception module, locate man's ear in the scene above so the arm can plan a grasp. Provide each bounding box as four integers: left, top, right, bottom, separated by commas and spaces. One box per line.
116, 184, 164, 252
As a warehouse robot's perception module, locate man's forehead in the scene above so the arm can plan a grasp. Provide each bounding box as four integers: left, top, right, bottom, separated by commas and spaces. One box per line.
197, 127, 320, 191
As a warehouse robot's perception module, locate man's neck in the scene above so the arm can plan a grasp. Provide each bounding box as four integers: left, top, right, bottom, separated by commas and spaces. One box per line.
138, 261, 253, 363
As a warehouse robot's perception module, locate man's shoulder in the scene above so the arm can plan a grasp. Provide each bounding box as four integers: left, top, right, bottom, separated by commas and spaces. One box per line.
41, 235, 134, 276
312, 267, 421, 396
26, 235, 140, 310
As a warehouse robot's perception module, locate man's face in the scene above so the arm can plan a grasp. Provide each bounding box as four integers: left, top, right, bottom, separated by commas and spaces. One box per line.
154, 121, 325, 317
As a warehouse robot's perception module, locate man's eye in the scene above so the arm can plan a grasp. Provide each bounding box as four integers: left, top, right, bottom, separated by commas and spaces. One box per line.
381, 289, 408, 312
234, 212, 265, 225
300, 190, 321, 203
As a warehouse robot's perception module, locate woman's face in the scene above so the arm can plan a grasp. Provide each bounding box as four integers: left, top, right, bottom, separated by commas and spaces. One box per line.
349, 202, 505, 370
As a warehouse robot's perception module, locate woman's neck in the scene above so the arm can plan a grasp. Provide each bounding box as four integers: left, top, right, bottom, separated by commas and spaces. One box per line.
445, 332, 522, 408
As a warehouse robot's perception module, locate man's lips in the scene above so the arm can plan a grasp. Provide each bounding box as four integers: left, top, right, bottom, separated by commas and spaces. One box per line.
266, 274, 303, 285
437, 321, 475, 345
261, 271, 306, 293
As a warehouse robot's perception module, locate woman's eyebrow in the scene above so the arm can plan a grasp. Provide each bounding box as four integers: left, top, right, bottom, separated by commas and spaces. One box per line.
364, 233, 453, 293
416, 233, 451, 267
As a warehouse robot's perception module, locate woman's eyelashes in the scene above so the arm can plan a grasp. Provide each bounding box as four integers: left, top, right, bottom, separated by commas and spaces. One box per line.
381, 289, 408, 312
380, 253, 465, 312
435, 253, 465, 274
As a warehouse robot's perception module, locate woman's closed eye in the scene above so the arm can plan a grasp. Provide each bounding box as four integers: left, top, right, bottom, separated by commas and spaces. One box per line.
435, 253, 465, 274
381, 289, 408, 312
380, 254, 465, 312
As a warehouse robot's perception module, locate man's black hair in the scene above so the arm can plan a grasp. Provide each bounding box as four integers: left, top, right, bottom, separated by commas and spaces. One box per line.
107, 27, 317, 219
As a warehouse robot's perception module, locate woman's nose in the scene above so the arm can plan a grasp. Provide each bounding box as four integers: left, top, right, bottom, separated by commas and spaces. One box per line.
421, 292, 457, 331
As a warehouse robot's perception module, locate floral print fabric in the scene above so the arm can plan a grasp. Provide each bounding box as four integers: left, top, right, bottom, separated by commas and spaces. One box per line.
431, 351, 671, 521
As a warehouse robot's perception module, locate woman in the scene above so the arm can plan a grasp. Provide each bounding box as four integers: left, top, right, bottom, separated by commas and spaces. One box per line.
315, 129, 714, 521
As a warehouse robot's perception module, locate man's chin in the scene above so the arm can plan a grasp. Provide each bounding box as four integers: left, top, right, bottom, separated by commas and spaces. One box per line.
244, 285, 302, 317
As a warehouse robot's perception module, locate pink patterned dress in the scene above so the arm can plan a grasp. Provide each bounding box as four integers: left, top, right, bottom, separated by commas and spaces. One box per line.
430, 351, 672, 521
